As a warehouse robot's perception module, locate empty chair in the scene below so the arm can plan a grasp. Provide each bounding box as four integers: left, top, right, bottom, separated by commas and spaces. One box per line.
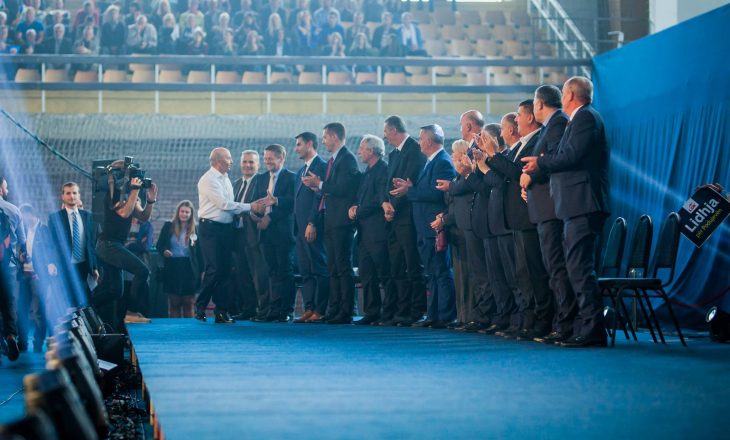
411, 10, 431, 24
215, 71, 241, 84
510, 10, 531, 27
242, 71, 266, 84
433, 65, 455, 77
448, 40, 474, 57
15, 68, 40, 82
440, 25, 466, 40
517, 72, 540, 85
533, 42, 554, 56
270, 71, 293, 84
465, 25, 491, 41
131, 70, 155, 82
405, 60, 429, 76
466, 72, 488, 85
424, 39, 447, 56
327, 71, 352, 85
409, 74, 433, 85
129, 62, 153, 71
433, 9, 456, 26
491, 24, 516, 41
187, 70, 211, 84
489, 71, 517, 85
419, 23, 440, 40
355, 72, 377, 84
483, 10, 507, 26
516, 25, 535, 42
512, 65, 537, 76
74, 70, 98, 83
102, 69, 128, 83
474, 39, 501, 57
544, 71, 567, 86
44, 69, 68, 82
502, 40, 527, 57
383, 72, 407, 85
159, 69, 182, 83
298, 71, 322, 84
456, 12, 481, 26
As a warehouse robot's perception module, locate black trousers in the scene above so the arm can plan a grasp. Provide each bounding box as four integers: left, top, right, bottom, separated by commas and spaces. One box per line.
357, 237, 392, 318
513, 228, 554, 333
195, 221, 234, 314
564, 213, 607, 338
538, 219, 577, 334
243, 236, 270, 318
0, 265, 18, 337
386, 221, 426, 322
464, 229, 492, 324
324, 225, 355, 319
261, 239, 296, 317
231, 229, 259, 316
493, 234, 521, 328
295, 232, 329, 315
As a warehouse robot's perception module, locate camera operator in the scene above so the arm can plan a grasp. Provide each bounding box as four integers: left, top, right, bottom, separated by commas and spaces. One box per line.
92, 160, 158, 331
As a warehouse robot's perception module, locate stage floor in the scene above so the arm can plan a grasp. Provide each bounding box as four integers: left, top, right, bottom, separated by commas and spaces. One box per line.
122, 319, 727, 439
0, 352, 46, 425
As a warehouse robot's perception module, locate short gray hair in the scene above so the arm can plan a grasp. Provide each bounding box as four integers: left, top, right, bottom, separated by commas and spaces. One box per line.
565, 76, 593, 104
360, 134, 385, 158
241, 149, 259, 159
451, 139, 470, 155
420, 124, 445, 145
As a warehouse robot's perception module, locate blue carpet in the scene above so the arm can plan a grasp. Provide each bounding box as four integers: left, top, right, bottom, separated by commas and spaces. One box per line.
0, 352, 47, 425
128, 319, 728, 439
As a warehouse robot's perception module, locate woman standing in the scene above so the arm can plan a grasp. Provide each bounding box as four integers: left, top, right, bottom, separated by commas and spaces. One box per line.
156, 200, 202, 318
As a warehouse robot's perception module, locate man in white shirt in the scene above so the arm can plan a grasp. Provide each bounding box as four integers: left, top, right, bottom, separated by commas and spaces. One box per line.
195, 147, 273, 323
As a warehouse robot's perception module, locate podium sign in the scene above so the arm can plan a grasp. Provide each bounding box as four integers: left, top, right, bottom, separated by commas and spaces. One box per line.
678, 187, 730, 247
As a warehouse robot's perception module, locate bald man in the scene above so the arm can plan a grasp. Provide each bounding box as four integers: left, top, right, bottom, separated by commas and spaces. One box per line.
196, 147, 273, 324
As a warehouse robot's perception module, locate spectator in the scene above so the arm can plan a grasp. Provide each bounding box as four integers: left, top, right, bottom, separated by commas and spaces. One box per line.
44, 0, 70, 31
1, 25, 20, 54
72, 24, 99, 73
287, 0, 309, 29
263, 11, 283, 48
398, 12, 426, 56
0, 11, 7, 28
378, 33, 404, 71
16, 7, 45, 46
336, 0, 356, 22
313, 0, 339, 28
100, 5, 126, 55
157, 12, 179, 54
384, 0, 402, 22
322, 31, 347, 72
258, 0, 285, 30
71, 1, 98, 36
372, 10, 396, 49
156, 200, 203, 319
362, 0, 384, 23
20, 28, 40, 55
347, 31, 375, 72
126, 14, 157, 54
125, 2, 142, 27
1, 2, 19, 26
239, 29, 264, 71
179, 0, 204, 29
150, 0, 173, 31
203, 0, 221, 34
217, 26, 236, 58
44, 10, 67, 42
208, 10, 231, 51
232, 0, 254, 27
233, 10, 258, 46
266, 27, 291, 71
41, 22, 72, 70
186, 25, 207, 54
292, 8, 316, 55
316, 10, 343, 47
344, 10, 368, 46
177, 12, 197, 51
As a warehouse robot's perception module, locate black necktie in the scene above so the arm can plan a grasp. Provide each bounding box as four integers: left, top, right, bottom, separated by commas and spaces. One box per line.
237, 179, 248, 202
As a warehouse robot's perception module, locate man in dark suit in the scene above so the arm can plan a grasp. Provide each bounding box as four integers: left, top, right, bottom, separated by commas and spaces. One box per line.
485, 100, 553, 341
522, 76, 611, 347
302, 122, 360, 324
392, 124, 456, 328
292, 132, 330, 323
231, 150, 267, 320
253, 144, 297, 322
349, 135, 391, 325
380, 115, 427, 326
520, 85, 575, 344
47, 182, 99, 309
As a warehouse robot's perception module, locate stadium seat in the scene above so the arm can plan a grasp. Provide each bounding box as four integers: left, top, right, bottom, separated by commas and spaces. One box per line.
215, 71, 241, 84
44, 68, 68, 82
516, 25, 535, 42
448, 40, 474, 57
242, 71, 265, 84
327, 71, 352, 85
270, 71, 293, 84
517, 72, 540, 85
424, 39, 447, 56
159, 69, 183, 83
355, 72, 377, 84
510, 10, 532, 27
159, 63, 179, 71
483, 10, 507, 26
102, 69, 128, 83
433, 9, 456, 26
131, 70, 155, 83
411, 10, 431, 24
474, 39, 501, 57
491, 24, 516, 41
489, 71, 518, 85
433, 65, 454, 77
15, 68, 40, 82
187, 70, 211, 84
533, 42, 554, 56
544, 72, 568, 85
404, 57, 429, 75
74, 70, 98, 83
512, 65, 537, 76
465, 25, 491, 41
502, 40, 527, 57
129, 62, 153, 71
466, 72, 488, 85
383, 72, 407, 85
298, 72, 322, 84
409, 74, 432, 85
419, 23, 440, 40
456, 12, 481, 26
440, 25, 466, 40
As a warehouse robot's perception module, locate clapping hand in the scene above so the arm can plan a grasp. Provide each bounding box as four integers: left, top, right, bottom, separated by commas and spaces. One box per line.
459, 155, 475, 176
382, 201, 395, 222
435, 179, 451, 192
301, 171, 322, 191
390, 178, 412, 197
348, 205, 358, 220
474, 131, 498, 157
520, 173, 532, 190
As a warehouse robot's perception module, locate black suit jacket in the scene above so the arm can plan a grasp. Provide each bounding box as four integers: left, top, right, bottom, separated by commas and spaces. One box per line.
259, 168, 296, 244
487, 133, 540, 231
537, 105, 610, 220
408, 149, 456, 239
385, 136, 427, 226
294, 156, 328, 235
321, 146, 361, 231
354, 159, 389, 242
446, 175, 475, 232
47, 208, 98, 273
41, 37, 73, 55
526, 111, 569, 223
466, 152, 510, 236
233, 173, 268, 246
155, 221, 204, 278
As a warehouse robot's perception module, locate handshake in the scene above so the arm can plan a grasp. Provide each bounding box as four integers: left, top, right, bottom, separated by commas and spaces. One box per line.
250, 190, 277, 215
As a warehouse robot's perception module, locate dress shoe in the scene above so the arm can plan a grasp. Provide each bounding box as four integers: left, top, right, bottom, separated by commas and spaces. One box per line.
306, 312, 326, 323
5, 336, 20, 361
251, 314, 271, 323
559, 334, 608, 348
447, 321, 464, 330
430, 320, 449, 329
293, 310, 315, 323
354, 315, 379, 325
214, 312, 235, 324
534, 331, 570, 345
495, 327, 520, 339
412, 318, 434, 328
194, 311, 207, 322
232, 311, 256, 321
273, 314, 292, 323
125, 311, 152, 324
461, 321, 490, 332
326, 316, 352, 325
478, 323, 505, 335
515, 329, 541, 341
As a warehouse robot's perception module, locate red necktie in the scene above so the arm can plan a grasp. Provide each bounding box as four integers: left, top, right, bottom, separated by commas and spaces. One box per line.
318, 157, 334, 211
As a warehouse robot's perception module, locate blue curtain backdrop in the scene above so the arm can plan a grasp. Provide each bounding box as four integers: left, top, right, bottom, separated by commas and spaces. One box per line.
592, 5, 730, 327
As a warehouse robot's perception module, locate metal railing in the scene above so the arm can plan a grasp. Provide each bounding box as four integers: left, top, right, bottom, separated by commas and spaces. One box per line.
0, 54, 591, 114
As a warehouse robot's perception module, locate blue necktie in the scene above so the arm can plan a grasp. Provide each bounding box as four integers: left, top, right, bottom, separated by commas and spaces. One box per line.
72, 211, 83, 262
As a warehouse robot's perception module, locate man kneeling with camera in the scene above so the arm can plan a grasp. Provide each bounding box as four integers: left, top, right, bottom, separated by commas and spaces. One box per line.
93, 159, 158, 332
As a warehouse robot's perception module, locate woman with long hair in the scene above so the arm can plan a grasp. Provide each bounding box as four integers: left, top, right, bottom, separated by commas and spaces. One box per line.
156, 200, 203, 318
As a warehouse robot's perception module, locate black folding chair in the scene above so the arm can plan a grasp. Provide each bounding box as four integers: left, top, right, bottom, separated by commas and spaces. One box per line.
599, 215, 658, 346
597, 217, 628, 341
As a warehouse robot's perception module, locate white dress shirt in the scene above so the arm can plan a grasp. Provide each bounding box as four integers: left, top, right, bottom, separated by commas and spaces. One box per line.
198, 167, 251, 223
514, 127, 542, 159
570, 105, 584, 121
65, 206, 86, 263
23, 219, 39, 272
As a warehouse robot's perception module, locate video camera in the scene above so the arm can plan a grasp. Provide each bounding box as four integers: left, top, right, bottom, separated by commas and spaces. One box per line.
99, 156, 153, 195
